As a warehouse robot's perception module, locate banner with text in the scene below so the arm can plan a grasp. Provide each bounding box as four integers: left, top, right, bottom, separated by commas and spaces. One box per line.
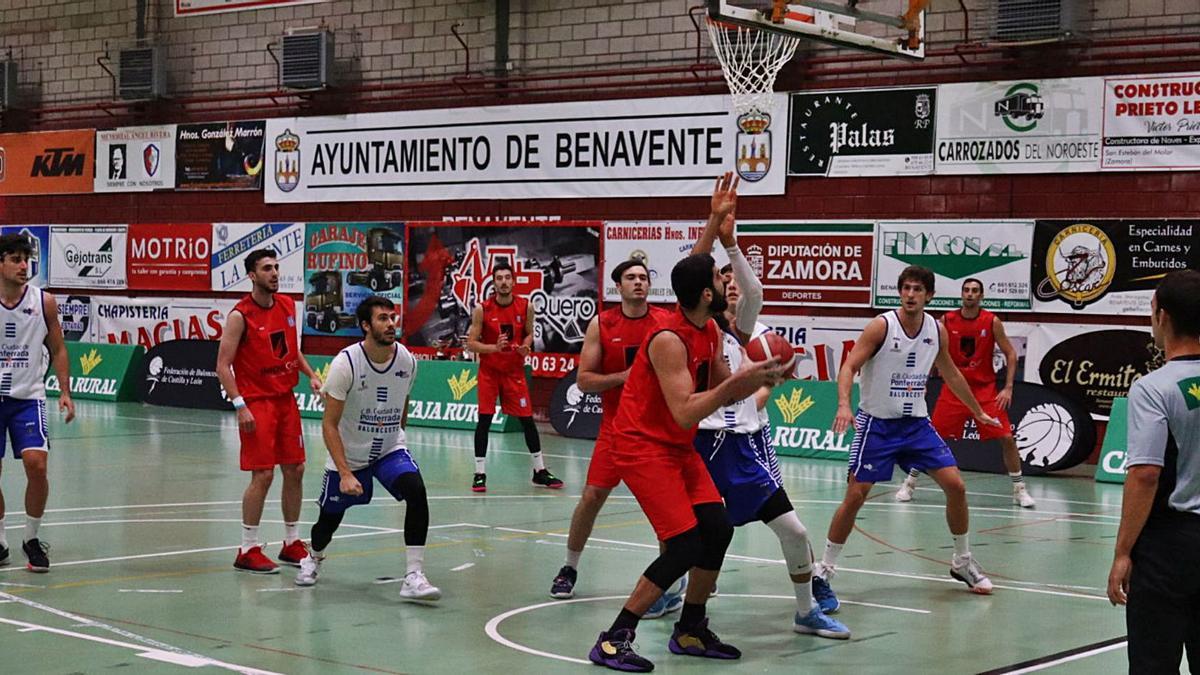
304, 222, 405, 337
49, 225, 128, 289
211, 222, 305, 293
0, 129, 95, 195
767, 380, 858, 460
95, 125, 176, 192
788, 87, 935, 176
874, 220, 1034, 310
59, 294, 93, 341
1095, 397, 1129, 484
91, 296, 235, 348
406, 360, 522, 431
294, 355, 333, 420
139, 339, 229, 410
602, 221, 710, 304
176, 121, 265, 191
127, 223, 212, 291
0, 225, 50, 287
45, 342, 144, 402
264, 94, 787, 203
1026, 323, 1157, 419
737, 222, 874, 309
1102, 72, 1200, 170
935, 77, 1103, 174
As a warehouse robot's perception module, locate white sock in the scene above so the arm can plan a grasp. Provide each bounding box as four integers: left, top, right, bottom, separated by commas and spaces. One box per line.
953, 533, 970, 558
820, 539, 843, 571
565, 549, 582, 569
907, 468, 920, 481
795, 579, 815, 612
0, 517, 7, 548
241, 524, 260, 552
23, 516, 41, 543
1010, 472, 1025, 487
475, 457, 486, 474
284, 522, 299, 545
406, 546, 425, 575
530, 451, 546, 472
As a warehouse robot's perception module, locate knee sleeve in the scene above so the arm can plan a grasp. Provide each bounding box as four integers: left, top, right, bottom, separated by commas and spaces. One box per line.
519, 416, 542, 454
392, 472, 429, 547
643, 527, 703, 590
310, 510, 344, 552
765, 510, 812, 577
474, 415, 493, 458
694, 503, 734, 571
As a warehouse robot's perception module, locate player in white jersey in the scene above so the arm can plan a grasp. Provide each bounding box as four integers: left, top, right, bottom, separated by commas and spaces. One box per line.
0, 234, 74, 572
814, 266, 1001, 597
294, 296, 440, 600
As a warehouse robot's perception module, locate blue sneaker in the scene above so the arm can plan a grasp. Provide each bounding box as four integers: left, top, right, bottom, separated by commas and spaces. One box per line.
589, 629, 654, 672
793, 606, 851, 639
668, 617, 741, 659
550, 565, 577, 599
812, 574, 840, 614
643, 576, 685, 619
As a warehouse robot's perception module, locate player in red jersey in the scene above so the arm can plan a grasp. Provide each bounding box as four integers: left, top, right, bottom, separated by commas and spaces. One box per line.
217, 249, 323, 574
466, 261, 562, 492
549, 258, 669, 600
588, 251, 785, 673
897, 277, 1035, 508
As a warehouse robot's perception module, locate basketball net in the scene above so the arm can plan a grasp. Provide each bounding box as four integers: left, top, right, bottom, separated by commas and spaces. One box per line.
706, 18, 800, 118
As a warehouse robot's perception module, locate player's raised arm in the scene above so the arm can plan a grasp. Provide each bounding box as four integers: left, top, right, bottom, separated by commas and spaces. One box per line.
934, 323, 1000, 427
832, 317, 886, 434
692, 171, 739, 257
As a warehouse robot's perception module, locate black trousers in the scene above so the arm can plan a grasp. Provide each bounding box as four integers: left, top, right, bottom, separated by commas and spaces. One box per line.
1127, 513, 1200, 674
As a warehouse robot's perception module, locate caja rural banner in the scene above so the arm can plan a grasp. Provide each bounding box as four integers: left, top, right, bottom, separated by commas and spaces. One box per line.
0, 225, 49, 287
1026, 323, 1157, 419
788, 87, 935, 176
935, 77, 1103, 174
293, 354, 332, 420
405, 360, 522, 431
264, 94, 788, 203
1031, 220, 1198, 315
737, 222, 874, 309
175, 121, 266, 191
95, 125, 176, 192
873, 220, 1034, 310
49, 225, 128, 289
767, 380, 858, 460
1095, 397, 1129, 484
0, 129, 94, 195
127, 223, 212, 291
211, 222, 305, 293
1102, 72, 1200, 170
404, 222, 599, 378
304, 222, 405, 337
44, 342, 144, 402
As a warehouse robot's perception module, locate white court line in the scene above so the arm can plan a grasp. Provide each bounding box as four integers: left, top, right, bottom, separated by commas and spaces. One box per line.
451, 563, 475, 572
1004, 641, 1128, 674
34, 495, 560, 517
118, 589, 183, 594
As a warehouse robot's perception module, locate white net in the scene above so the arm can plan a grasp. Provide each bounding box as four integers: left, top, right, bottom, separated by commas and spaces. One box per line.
706, 18, 801, 117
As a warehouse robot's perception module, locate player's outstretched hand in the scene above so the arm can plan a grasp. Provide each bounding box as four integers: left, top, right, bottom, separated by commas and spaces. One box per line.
710, 171, 739, 221
515, 343, 530, 357
996, 386, 1013, 410
832, 403, 854, 435
495, 333, 510, 352
309, 375, 323, 395
340, 473, 364, 497
731, 356, 785, 400
975, 412, 1002, 427
59, 393, 75, 424
237, 407, 256, 434
1107, 554, 1132, 606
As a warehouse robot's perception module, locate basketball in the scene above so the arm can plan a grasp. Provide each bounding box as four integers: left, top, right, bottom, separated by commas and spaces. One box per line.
746, 331, 796, 372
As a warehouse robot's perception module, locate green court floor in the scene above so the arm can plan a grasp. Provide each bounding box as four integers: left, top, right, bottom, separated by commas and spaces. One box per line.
0, 401, 1149, 674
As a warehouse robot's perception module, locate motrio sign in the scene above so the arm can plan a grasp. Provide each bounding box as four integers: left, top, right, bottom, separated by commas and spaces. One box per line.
404, 359, 522, 432
45, 342, 144, 402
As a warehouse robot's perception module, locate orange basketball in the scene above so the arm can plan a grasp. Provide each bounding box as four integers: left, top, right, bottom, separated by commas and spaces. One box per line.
745, 331, 796, 372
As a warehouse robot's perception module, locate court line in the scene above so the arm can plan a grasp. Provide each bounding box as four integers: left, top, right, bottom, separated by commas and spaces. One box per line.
34, 495, 559, 516
977, 636, 1127, 674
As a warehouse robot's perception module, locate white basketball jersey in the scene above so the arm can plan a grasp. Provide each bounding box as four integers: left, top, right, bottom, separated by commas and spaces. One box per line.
321, 343, 417, 471
859, 311, 939, 419
700, 322, 770, 433
0, 286, 49, 400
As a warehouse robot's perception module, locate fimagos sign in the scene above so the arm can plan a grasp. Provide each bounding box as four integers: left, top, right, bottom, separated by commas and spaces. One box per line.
788, 87, 935, 176
92, 297, 236, 348
549, 368, 603, 440
127, 223, 212, 291
738, 222, 873, 308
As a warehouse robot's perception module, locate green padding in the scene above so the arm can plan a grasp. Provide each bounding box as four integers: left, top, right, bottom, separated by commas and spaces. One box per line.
45, 342, 144, 402
766, 380, 859, 460
407, 360, 524, 432
294, 355, 333, 420
1094, 397, 1128, 484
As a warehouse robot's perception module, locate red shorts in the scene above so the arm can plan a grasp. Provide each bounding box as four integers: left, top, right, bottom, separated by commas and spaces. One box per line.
931, 388, 1012, 441
477, 367, 532, 417
239, 394, 305, 471
614, 443, 723, 541
586, 425, 620, 490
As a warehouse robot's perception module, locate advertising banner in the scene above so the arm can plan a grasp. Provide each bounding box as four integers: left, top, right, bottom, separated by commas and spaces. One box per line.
176, 0, 328, 16
404, 222, 598, 378
602, 221, 707, 304
405, 360, 522, 431
175, 121, 266, 191
304, 222, 405, 337
873, 220, 1034, 310
139, 339, 230, 410
265, 94, 787, 203
44, 342, 144, 402
95, 125, 176, 192
127, 223, 212, 291
1102, 73, 1200, 170
1031, 220, 1198, 315
759, 315, 867, 382
49, 225, 128, 289
59, 294, 93, 341
294, 355, 332, 420
211, 222, 305, 293
91, 296, 235, 348
935, 77, 1103, 174
0, 225, 50, 287
788, 87, 935, 176
1095, 397, 1129, 484
738, 222, 874, 309
0, 129, 95, 195
1026, 323, 1157, 419
549, 368, 603, 440
767, 380, 858, 460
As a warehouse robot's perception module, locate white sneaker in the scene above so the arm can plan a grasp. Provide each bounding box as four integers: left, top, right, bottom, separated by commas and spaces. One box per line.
399, 571, 442, 601
294, 553, 322, 586
895, 476, 917, 502
950, 554, 993, 595
1013, 485, 1036, 509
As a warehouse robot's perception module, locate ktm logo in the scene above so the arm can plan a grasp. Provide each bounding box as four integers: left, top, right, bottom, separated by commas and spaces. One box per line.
32, 147, 86, 178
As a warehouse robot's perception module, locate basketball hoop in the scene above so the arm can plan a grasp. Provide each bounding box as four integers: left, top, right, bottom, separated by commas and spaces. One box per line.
706, 16, 800, 118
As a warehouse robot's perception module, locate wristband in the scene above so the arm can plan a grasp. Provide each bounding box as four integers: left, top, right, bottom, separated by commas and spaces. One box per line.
724, 244, 741, 258
232, 396, 247, 410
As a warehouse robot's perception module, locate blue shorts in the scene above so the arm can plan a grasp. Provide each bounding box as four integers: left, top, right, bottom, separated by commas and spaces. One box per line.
847, 411, 956, 484
316, 449, 419, 515
694, 426, 783, 526
0, 397, 48, 458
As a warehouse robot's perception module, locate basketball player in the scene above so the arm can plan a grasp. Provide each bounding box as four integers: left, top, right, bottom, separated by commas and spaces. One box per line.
589, 251, 785, 672
466, 261, 562, 492
690, 175, 850, 639
295, 296, 440, 600
896, 278, 1035, 508
216, 249, 322, 574
813, 266, 1001, 598
0, 234, 74, 572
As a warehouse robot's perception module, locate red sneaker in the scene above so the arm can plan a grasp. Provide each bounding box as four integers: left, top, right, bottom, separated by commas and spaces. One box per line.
234, 546, 279, 574
278, 540, 309, 567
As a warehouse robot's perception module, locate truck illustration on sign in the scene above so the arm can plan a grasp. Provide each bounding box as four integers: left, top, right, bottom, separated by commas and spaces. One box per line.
305, 272, 357, 333
346, 227, 404, 292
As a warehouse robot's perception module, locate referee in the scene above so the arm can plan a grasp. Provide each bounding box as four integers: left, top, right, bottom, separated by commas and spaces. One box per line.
1107, 269, 1200, 673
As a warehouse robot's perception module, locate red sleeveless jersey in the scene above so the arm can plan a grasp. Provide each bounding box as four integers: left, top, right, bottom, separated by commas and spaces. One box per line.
597, 305, 671, 427
479, 295, 528, 374
612, 307, 720, 455
943, 308, 997, 389
233, 294, 300, 400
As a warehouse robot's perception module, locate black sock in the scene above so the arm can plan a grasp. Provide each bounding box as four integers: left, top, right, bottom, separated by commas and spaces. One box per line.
609, 607, 640, 635
474, 415, 493, 463
519, 416, 541, 455
679, 602, 706, 630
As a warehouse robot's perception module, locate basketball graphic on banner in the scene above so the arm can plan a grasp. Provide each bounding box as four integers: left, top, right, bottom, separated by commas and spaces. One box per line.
1015, 403, 1075, 468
